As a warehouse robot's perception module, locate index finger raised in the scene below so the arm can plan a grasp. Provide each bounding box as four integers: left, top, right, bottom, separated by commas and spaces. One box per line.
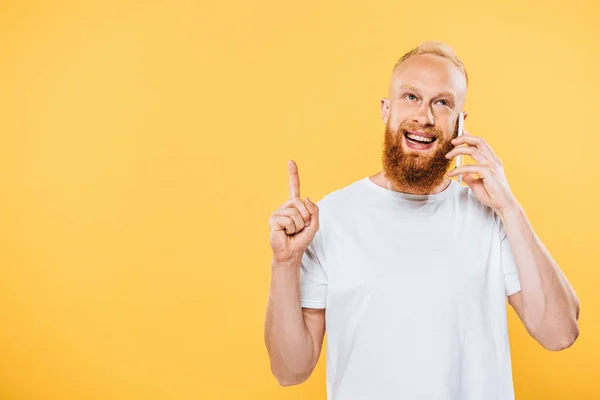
288, 160, 300, 199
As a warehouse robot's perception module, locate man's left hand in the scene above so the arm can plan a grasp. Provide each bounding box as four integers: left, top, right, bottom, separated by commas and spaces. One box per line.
445, 130, 518, 214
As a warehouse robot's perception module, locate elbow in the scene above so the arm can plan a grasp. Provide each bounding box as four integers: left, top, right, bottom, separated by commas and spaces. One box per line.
277, 377, 306, 387
526, 303, 581, 352
273, 372, 309, 387
541, 324, 580, 351
270, 364, 312, 387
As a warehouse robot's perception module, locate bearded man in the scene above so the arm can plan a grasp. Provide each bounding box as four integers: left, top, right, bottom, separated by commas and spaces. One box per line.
264, 41, 580, 400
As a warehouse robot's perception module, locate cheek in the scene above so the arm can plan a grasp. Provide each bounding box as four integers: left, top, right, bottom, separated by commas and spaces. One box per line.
439, 117, 456, 139
389, 107, 410, 129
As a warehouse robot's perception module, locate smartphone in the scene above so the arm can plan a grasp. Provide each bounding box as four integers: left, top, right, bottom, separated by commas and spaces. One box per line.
456, 111, 465, 184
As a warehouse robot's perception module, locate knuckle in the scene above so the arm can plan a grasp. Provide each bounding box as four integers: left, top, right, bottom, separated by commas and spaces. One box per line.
286, 223, 295, 234
294, 199, 310, 216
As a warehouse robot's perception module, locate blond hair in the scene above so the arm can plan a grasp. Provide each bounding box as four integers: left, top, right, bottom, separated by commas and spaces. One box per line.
394, 41, 468, 86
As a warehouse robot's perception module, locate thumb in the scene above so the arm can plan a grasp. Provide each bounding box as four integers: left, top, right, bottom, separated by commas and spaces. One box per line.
462, 173, 477, 187
305, 197, 320, 231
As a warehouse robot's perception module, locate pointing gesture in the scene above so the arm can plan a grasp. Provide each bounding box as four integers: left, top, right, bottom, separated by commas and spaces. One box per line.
269, 160, 320, 266
289, 160, 301, 199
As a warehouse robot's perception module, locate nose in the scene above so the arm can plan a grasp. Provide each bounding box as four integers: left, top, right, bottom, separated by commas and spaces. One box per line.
411, 104, 434, 127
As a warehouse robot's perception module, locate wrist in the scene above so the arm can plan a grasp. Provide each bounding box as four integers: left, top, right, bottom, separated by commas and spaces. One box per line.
497, 199, 521, 221
272, 255, 302, 270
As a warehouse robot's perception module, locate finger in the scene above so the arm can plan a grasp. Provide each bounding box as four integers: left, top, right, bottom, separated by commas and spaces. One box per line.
282, 198, 311, 226
445, 146, 488, 164
447, 164, 490, 178
451, 131, 498, 161
451, 130, 487, 152
305, 197, 320, 231
462, 173, 480, 186
274, 207, 308, 231
284, 218, 297, 235
288, 160, 300, 199
269, 215, 297, 235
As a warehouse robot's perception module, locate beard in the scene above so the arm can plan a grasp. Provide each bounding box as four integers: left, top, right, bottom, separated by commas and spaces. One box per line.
382, 120, 456, 194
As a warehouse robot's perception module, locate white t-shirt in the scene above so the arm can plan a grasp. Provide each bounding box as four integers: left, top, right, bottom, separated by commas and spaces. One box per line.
300, 176, 521, 400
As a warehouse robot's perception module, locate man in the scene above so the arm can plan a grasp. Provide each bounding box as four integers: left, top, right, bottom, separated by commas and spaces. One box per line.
264, 41, 580, 399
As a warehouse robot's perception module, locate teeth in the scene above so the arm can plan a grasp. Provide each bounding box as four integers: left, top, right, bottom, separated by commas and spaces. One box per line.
407, 133, 434, 143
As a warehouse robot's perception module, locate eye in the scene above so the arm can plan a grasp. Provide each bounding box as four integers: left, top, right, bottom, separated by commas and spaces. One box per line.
405, 93, 418, 101
436, 99, 449, 106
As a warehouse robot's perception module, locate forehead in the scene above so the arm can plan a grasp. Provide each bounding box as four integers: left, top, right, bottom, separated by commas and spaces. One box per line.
390, 54, 467, 99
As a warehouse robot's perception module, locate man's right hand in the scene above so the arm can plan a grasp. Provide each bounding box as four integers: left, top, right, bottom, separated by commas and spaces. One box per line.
269, 160, 320, 266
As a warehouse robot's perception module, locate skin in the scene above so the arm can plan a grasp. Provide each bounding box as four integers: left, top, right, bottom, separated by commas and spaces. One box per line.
264, 160, 324, 386
264, 53, 580, 387
377, 53, 467, 195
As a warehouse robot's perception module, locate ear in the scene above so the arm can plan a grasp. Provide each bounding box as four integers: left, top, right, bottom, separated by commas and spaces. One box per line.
380, 98, 390, 124
463, 110, 469, 120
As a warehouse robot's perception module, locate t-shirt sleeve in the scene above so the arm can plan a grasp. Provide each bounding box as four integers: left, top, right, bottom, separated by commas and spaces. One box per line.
299, 227, 328, 309
499, 220, 522, 297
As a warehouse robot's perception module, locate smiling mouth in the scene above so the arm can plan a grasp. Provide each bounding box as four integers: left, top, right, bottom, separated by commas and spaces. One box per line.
404, 132, 437, 144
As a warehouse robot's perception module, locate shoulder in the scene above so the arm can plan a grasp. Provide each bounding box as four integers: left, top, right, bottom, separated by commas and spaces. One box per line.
314, 177, 367, 215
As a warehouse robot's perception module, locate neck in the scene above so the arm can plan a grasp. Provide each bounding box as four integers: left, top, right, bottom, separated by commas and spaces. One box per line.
370, 171, 452, 195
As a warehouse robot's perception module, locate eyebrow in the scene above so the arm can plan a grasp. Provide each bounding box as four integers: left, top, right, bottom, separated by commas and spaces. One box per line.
397, 85, 456, 101
397, 84, 420, 94
436, 92, 456, 101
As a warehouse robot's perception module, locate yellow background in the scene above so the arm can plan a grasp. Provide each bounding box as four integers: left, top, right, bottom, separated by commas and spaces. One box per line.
0, 0, 598, 399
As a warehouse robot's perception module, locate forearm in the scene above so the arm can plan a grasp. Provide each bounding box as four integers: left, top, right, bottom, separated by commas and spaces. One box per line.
264, 259, 316, 384
499, 203, 579, 346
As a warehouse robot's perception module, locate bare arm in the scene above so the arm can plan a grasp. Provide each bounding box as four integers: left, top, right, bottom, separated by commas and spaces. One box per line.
264, 160, 326, 386
264, 260, 325, 386
502, 203, 580, 351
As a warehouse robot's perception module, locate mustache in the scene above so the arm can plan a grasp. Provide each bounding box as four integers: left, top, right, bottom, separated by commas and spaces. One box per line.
397, 121, 444, 138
